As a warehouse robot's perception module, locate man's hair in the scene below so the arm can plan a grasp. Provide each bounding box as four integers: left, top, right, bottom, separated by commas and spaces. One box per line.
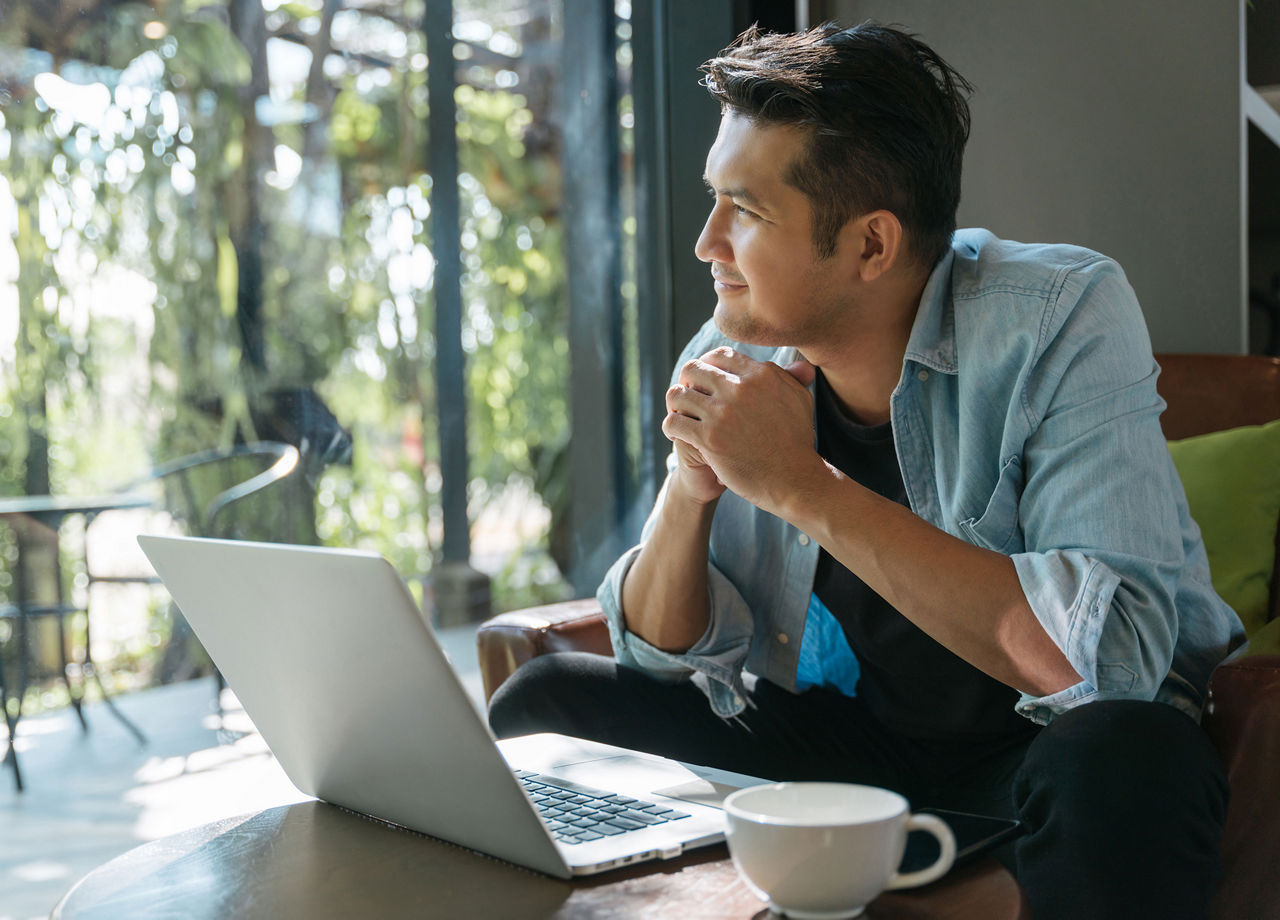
701, 22, 972, 269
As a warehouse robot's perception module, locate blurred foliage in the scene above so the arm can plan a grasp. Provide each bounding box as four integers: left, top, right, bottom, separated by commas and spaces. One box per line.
0, 0, 578, 690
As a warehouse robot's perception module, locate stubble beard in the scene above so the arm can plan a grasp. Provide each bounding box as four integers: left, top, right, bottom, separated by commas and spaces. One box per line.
712, 291, 847, 352
712, 301, 780, 346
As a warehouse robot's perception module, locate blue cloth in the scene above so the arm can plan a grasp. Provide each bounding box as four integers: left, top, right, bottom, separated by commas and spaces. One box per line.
598, 229, 1245, 724
794, 592, 861, 696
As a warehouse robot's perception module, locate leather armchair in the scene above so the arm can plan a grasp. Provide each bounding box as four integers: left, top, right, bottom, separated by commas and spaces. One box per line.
477, 353, 1280, 918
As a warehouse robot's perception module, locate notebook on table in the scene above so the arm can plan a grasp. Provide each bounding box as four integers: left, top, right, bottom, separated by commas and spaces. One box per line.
137, 534, 766, 879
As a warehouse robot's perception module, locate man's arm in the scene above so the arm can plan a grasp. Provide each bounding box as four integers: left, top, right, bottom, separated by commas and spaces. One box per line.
617, 365, 732, 651
781, 469, 1081, 697
619, 473, 717, 652
664, 346, 1082, 698
620, 352, 820, 652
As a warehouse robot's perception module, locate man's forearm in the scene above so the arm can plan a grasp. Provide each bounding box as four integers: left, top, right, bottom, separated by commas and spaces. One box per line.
783, 460, 1082, 697
620, 479, 719, 653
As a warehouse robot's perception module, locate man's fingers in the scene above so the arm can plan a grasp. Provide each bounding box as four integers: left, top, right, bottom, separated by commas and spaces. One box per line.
782, 359, 816, 388
666, 383, 711, 419
677, 360, 730, 392
680, 348, 749, 389
697, 345, 752, 373
661, 409, 698, 444
698, 347, 813, 394
671, 436, 706, 465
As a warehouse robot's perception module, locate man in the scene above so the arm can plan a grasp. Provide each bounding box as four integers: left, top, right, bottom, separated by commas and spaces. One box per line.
489, 22, 1243, 919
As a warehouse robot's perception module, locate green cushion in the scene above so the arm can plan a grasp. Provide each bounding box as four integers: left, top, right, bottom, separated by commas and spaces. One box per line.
1167, 419, 1280, 636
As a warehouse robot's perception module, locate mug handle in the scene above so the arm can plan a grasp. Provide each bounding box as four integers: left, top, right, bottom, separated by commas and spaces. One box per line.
885, 813, 957, 890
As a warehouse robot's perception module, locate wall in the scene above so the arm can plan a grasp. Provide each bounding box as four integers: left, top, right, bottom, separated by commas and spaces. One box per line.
830, 1, 1245, 353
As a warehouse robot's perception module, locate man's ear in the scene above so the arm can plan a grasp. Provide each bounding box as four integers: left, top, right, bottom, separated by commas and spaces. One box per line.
848, 210, 904, 282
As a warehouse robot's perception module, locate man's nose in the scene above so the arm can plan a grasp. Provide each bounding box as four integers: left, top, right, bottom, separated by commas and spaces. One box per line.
694, 201, 731, 264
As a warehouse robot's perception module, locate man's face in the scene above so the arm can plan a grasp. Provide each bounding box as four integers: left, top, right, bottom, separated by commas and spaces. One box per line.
696, 111, 860, 348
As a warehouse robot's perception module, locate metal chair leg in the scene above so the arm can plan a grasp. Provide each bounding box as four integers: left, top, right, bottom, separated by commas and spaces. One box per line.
1, 737, 22, 793
57, 607, 88, 732
0, 656, 23, 792
86, 666, 147, 746
82, 612, 146, 746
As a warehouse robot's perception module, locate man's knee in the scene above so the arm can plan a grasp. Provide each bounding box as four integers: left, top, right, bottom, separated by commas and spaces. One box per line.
486, 652, 618, 739
1012, 699, 1228, 920
1016, 699, 1226, 810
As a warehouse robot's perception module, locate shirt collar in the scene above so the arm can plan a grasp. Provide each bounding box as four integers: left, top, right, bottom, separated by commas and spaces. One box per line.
902, 246, 958, 374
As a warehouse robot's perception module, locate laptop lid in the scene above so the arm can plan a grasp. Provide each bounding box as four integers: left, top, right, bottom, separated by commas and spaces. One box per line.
136, 535, 749, 878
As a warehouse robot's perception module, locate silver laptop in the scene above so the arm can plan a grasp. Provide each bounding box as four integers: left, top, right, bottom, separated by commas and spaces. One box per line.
137, 534, 766, 878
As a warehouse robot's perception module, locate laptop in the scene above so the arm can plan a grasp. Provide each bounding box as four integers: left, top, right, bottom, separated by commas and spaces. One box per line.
137, 534, 767, 879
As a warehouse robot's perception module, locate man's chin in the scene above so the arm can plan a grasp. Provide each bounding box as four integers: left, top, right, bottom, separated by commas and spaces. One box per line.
712, 302, 786, 347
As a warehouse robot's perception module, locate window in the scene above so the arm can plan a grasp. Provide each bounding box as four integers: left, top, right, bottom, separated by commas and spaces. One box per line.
0, 0, 624, 699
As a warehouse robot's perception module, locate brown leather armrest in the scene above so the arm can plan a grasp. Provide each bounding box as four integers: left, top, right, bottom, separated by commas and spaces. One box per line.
476, 599, 612, 702
1203, 617, 1280, 920
1204, 617, 1280, 763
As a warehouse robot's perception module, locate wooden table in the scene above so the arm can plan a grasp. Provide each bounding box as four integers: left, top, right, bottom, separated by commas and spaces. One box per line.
52, 801, 1028, 919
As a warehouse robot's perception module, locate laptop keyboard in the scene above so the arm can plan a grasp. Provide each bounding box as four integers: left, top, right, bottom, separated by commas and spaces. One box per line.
516, 770, 692, 846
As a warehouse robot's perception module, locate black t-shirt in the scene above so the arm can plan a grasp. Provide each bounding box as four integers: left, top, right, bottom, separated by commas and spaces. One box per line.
810, 370, 1035, 742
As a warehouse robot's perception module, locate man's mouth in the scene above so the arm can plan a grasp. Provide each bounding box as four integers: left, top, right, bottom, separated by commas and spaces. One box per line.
712, 270, 747, 289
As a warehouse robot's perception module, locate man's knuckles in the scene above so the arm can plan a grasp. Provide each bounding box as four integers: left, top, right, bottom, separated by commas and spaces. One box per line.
698, 345, 759, 375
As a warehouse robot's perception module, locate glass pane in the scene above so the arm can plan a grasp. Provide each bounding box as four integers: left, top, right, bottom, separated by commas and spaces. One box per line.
0, 0, 636, 706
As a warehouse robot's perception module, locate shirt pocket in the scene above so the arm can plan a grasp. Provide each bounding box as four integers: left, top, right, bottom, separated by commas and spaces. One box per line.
959, 454, 1024, 554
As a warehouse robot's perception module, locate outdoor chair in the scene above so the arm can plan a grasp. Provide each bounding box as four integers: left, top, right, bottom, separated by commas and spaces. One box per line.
0, 440, 300, 791
475, 353, 1280, 920
82, 440, 303, 702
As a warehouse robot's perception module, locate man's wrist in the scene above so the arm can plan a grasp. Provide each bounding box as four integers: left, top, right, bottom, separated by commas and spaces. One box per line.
669, 471, 724, 509
775, 457, 851, 535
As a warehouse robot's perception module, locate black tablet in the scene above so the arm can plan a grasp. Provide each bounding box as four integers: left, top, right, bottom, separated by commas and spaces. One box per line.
898, 807, 1024, 874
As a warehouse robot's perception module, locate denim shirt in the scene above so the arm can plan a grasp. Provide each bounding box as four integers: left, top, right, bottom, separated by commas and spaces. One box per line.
597, 229, 1245, 725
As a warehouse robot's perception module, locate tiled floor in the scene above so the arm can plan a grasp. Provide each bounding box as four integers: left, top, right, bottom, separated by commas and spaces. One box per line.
0, 623, 483, 920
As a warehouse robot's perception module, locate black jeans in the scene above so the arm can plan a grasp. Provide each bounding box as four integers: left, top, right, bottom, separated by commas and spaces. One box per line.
488, 652, 1229, 920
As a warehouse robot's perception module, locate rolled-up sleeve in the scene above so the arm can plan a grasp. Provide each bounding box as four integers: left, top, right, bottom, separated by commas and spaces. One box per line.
1006, 261, 1190, 722
596, 535, 756, 716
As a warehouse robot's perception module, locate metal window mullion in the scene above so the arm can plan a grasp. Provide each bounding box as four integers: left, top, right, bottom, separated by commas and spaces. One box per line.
563, 0, 627, 595
629, 0, 674, 514
425, 0, 471, 565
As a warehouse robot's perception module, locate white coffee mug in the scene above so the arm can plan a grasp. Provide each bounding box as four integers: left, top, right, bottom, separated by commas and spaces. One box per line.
723, 782, 956, 919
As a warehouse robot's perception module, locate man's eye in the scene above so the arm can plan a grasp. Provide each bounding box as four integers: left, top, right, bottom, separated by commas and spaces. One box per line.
733, 204, 758, 219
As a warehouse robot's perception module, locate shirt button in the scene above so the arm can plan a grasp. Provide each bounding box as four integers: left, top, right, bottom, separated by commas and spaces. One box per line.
917, 369, 930, 382
777, 633, 789, 645
797, 534, 810, 546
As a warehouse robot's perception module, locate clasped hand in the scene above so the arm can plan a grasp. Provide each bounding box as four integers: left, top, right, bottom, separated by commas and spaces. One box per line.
663, 346, 820, 515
